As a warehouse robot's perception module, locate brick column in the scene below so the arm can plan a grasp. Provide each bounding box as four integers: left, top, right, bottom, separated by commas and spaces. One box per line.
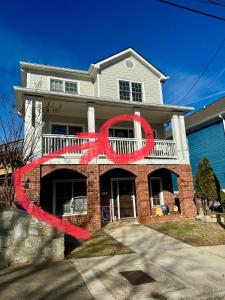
20, 166, 41, 206
87, 165, 101, 230
177, 165, 197, 217
136, 166, 151, 224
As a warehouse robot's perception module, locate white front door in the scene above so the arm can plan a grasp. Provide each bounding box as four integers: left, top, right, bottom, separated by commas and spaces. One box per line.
111, 178, 136, 220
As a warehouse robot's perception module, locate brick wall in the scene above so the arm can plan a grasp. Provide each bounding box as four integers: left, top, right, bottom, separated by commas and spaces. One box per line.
20, 163, 196, 232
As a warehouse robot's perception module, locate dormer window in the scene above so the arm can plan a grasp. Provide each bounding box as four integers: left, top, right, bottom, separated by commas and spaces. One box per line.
50, 78, 79, 94
119, 80, 143, 102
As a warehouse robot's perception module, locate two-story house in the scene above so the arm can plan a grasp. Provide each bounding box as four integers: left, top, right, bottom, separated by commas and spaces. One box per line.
14, 48, 196, 230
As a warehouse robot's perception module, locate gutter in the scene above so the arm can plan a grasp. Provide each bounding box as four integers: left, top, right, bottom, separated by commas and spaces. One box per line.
14, 86, 194, 113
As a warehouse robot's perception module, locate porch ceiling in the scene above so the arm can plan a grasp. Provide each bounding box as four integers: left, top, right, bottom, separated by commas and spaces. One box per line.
42, 99, 173, 123
14, 87, 193, 123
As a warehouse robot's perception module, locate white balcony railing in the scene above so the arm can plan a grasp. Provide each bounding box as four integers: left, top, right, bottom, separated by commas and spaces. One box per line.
42, 134, 177, 159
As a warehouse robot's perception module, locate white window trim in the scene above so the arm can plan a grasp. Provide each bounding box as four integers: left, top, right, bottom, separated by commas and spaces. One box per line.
150, 177, 164, 208
53, 179, 87, 216
50, 122, 85, 135
49, 76, 80, 94
117, 79, 145, 102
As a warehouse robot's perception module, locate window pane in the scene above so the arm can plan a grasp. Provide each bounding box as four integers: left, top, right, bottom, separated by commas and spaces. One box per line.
151, 179, 161, 206
50, 79, 63, 92
131, 82, 142, 102
114, 129, 129, 138
68, 126, 83, 135
128, 129, 134, 138
65, 81, 78, 94
119, 80, 130, 101
52, 125, 67, 135
55, 182, 72, 215
72, 181, 87, 214
109, 128, 114, 137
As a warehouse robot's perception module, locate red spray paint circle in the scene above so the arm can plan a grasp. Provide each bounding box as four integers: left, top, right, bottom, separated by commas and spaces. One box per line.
13, 114, 154, 240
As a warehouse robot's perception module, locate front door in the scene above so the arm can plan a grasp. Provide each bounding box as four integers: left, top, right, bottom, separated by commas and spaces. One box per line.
112, 179, 136, 220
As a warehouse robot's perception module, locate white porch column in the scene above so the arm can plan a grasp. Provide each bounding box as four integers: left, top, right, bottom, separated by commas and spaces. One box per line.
87, 105, 95, 132
34, 100, 43, 158
171, 114, 183, 163
24, 99, 35, 161
179, 115, 190, 164
134, 111, 143, 150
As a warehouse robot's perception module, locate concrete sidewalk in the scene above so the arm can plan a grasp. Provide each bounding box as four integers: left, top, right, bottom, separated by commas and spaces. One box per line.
72, 224, 225, 299
106, 224, 225, 298
0, 261, 93, 300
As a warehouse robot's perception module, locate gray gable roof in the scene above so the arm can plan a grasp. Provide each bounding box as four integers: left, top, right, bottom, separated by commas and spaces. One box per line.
185, 96, 225, 132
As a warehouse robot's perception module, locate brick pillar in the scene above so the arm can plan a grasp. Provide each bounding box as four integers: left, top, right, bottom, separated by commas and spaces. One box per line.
178, 165, 197, 217
87, 165, 101, 230
20, 166, 41, 206
136, 166, 151, 224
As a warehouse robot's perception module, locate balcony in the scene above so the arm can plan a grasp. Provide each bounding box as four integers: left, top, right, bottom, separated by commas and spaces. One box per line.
42, 134, 177, 159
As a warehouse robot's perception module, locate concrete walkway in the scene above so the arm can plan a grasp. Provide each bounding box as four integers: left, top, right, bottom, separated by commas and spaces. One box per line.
72, 224, 225, 299
0, 261, 93, 300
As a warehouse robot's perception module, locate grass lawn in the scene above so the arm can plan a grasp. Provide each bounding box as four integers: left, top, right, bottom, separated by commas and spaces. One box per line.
66, 229, 134, 259
147, 219, 225, 246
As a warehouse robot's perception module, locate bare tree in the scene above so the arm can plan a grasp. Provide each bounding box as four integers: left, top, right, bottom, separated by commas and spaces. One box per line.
0, 94, 42, 206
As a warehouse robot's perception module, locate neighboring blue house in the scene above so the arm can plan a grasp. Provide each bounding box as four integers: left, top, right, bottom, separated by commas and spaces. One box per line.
185, 97, 225, 190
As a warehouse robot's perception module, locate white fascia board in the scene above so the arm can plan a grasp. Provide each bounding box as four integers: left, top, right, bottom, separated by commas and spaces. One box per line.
13, 86, 194, 113
93, 48, 169, 82
19, 61, 90, 78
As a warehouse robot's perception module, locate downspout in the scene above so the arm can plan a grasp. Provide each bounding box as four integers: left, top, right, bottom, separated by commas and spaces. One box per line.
218, 114, 225, 134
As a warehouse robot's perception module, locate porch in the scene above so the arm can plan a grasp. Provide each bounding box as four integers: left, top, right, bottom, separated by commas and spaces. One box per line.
39, 165, 196, 229
22, 94, 190, 165
42, 135, 177, 159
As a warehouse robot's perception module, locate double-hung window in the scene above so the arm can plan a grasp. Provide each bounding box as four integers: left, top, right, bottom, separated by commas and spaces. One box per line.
50, 79, 64, 92
54, 180, 87, 216
119, 80, 143, 102
65, 81, 78, 94
52, 124, 83, 135
50, 78, 78, 94
119, 81, 130, 101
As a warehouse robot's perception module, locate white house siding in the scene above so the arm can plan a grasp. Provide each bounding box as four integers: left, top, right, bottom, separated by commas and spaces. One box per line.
28, 73, 94, 97
79, 79, 94, 96
99, 55, 162, 104
29, 73, 49, 90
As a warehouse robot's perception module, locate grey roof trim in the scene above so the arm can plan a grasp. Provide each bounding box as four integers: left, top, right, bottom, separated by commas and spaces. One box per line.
186, 113, 225, 134
20, 61, 90, 76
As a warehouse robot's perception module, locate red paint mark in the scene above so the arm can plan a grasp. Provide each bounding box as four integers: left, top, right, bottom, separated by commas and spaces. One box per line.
13, 114, 154, 240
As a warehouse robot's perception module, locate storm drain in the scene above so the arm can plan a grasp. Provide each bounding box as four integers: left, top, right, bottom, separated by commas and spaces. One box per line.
119, 270, 155, 285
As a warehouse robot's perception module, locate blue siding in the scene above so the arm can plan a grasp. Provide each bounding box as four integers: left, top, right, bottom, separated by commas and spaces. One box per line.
187, 121, 225, 189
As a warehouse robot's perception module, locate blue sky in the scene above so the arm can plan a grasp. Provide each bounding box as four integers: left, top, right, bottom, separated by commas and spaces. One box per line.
1, 0, 225, 111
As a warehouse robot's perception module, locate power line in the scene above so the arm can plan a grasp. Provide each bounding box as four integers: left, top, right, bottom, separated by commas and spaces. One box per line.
192, 0, 225, 6
178, 37, 225, 103
156, 0, 225, 21
207, 0, 225, 7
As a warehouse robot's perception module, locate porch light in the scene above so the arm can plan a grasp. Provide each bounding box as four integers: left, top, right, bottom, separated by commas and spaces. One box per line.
24, 178, 30, 189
